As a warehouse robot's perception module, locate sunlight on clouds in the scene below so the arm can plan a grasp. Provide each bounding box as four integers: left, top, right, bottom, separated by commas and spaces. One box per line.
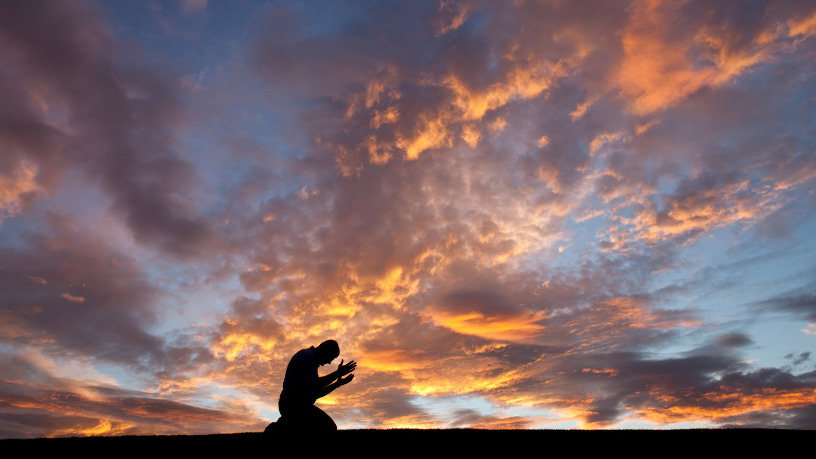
422, 307, 547, 342
370, 267, 420, 306
363, 136, 393, 165
582, 368, 618, 376
341, 37, 582, 163
408, 361, 526, 396
461, 124, 482, 148
444, 62, 561, 121
635, 119, 659, 135
60, 293, 85, 304
213, 333, 276, 362
0, 162, 41, 225
489, 117, 507, 133
435, 0, 469, 36
617, 0, 784, 115
637, 389, 816, 424
535, 166, 561, 194
589, 132, 626, 156
381, 413, 442, 429
788, 10, 816, 38
396, 112, 453, 160
360, 349, 433, 372
772, 164, 816, 191
622, 180, 781, 244
4, 0, 816, 435
157, 375, 209, 393
370, 106, 400, 129
313, 266, 421, 318
315, 395, 337, 405
570, 96, 599, 121
82, 420, 112, 436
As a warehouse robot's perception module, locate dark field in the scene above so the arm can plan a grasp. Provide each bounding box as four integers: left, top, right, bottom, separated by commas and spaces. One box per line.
0, 429, 804, 455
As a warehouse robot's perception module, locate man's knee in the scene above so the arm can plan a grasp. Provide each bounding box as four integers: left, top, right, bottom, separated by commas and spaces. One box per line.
309, 406, 337, 432
274, 408, 335, 434
323, 415, 337, 432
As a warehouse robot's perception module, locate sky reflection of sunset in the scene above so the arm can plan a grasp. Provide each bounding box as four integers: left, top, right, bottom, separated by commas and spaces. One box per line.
1, 0, 816, 437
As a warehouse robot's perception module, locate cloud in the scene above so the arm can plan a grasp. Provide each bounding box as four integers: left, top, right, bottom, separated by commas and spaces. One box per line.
0, 163, 41, 225
715, 333, 754, 348
2, 0, 816, 433
791, 352, 811, 366
422, 290, 547, 342
0, 378, 265, 438
757, 293, 816, 321
0, 0, 216, 259
615, 0, 793, 115
449, 409, 539, 429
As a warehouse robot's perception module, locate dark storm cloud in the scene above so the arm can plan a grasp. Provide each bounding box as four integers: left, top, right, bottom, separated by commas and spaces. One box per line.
0, 0, 215, 257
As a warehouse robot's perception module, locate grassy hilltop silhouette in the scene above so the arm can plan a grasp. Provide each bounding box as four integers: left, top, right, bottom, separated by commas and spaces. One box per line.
0, 428, 804, 455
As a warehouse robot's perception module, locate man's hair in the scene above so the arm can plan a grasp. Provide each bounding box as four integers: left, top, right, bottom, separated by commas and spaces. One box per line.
317, 339, 340, 358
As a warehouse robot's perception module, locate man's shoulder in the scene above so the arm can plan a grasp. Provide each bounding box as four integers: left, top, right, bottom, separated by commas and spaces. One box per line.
292, 346, 317, 361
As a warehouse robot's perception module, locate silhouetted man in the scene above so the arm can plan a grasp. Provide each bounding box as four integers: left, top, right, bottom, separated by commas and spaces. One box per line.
269, 340, 356, 434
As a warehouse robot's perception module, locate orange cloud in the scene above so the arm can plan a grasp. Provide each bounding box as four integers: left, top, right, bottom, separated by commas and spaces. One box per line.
370, 106, 400, 129
60, 293, 85, 304
359, 349, 434, 373
617, 0, 781, 115
0, 162, 41, 225
396, 112, 452, 160
444, 61, 561, 121
0, 379, 265, 437
638, 388, 816, 424
624, 180, 780, 244
570, 95, 599, 121
422, 307, 547, 343
461, 124, 481, 148
788, 10, 816, 37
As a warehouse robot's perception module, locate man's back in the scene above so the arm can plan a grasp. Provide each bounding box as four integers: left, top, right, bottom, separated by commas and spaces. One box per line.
281, 347, 319, 404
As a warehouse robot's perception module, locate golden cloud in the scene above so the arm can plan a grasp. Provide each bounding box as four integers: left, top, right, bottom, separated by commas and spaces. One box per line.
422, 307, 547, 343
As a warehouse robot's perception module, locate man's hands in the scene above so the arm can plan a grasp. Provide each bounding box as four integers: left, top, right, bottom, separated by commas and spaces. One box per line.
334, 359, 356, 387
317, 358, 356, 399
336, 359, 356, 379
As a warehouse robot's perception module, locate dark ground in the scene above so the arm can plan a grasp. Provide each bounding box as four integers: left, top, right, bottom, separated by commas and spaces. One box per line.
0, 429, 804, 455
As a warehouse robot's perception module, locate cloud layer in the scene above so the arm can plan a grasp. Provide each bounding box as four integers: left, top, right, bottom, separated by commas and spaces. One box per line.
1, 0, 816, 436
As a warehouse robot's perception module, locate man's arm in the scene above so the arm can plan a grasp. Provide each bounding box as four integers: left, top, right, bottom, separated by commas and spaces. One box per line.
317, 374, 354, 399
316, 359, 356, 388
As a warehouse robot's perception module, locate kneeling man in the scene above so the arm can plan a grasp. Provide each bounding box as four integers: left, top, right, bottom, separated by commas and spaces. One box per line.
274, 340, 356, 432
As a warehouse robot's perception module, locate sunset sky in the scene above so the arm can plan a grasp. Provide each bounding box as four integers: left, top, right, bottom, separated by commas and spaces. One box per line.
2, 0, 816, 437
